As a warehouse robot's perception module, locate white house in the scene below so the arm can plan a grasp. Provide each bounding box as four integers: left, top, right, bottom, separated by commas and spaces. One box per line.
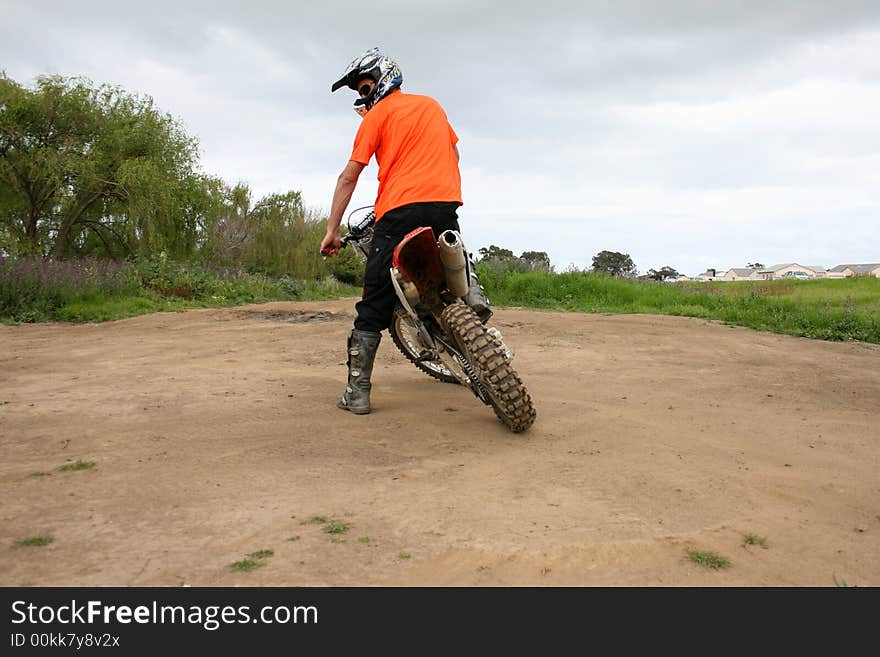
720, 268, 762, 281
755, 264, 826, 280
827, 263, 880, 278
694, 268, 721, 281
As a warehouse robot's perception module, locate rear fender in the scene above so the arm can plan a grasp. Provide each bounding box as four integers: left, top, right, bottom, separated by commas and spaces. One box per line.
392, 226, 445, 298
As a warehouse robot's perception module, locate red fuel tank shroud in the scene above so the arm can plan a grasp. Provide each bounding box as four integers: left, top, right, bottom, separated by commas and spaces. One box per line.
392, 227, 445, 298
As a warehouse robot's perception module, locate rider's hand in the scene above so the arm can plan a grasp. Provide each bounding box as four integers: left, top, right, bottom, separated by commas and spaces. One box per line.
320, 232, 341, 257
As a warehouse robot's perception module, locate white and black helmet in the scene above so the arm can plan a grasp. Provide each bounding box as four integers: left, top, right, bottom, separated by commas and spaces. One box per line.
331, 47, 403, 116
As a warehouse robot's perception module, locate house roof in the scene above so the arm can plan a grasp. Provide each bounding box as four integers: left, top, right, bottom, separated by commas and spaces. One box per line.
728, 268, 756, 276
829, 263, 880, 273
758, 263, 826, 273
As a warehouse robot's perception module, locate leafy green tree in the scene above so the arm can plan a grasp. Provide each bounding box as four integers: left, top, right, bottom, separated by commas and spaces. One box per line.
520, 250, 552, 272
747, 262, 765, 269
591, 250, 636, 277
478, 245, 516, 263
647, 266, 679, 281
0, 73, 205, 258
197, 184, 363, 282
477, 245, 554, 273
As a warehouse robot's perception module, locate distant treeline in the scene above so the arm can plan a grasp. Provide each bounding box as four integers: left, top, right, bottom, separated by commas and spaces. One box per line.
0, 73, 362, 283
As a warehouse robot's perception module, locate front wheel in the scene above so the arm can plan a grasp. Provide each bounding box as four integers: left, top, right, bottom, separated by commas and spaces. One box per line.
441, 303, 536, 433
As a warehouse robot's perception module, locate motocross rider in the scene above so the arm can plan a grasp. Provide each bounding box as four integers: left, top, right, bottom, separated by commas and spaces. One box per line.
320, 47, 491, 415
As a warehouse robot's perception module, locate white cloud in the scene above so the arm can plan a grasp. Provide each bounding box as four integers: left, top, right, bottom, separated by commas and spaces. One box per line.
2, 1, 879, 275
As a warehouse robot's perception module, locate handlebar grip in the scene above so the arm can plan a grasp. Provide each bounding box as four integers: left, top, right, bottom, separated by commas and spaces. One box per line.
322, 235, 352, 257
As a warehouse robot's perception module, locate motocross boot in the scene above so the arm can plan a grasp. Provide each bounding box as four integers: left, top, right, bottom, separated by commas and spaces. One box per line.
337, 329, 382, 415
463, 250, 493, 323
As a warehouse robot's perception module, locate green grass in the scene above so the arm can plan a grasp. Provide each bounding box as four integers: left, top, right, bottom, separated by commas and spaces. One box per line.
247, 549, 274, 559
322, 522, 351, 535
477, 266, 880, 343
57, 460, 96, 472
358, 536, 371, 544
229, 559, 263, 572
49, 279, 359, 323
231, 548, 273, 570
398, 552, 411, 560
6, 256, 878, 341
687, 550, 732, 569
743, 533, 768, 548
16, 536, 54, 547
1, 256, 361, 324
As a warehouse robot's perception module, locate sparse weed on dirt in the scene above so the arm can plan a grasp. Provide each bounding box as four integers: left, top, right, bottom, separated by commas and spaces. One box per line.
231, 547, 274, 571
16, 536, 54, 547
248, 549, 274, 559
358, 536, 371, 544
287, 536, 301, 542
398, 552, 411, 560
743, 533, 768, 548
58, 460, 96, 472
229, 559, 263, 572
322, 522, 351, 535
302, 516, 354, 541
687, 550, 731, 570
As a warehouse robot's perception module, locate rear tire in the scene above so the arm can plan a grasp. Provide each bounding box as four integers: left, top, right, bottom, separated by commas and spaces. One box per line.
390, 304, 461, 385
441, 303, 536, 433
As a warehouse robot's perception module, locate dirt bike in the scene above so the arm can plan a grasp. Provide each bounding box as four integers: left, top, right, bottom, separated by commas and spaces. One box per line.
331, 206, 536, 433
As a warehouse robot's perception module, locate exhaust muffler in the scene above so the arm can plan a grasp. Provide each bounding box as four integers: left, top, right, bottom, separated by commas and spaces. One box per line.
437, 230, 469, 298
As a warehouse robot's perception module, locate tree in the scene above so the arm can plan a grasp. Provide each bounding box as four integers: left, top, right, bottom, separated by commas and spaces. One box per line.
591, 250, 636, 277
520, 250, 552, 272
200, 182, 259, 266
747, 262, 765, 269
646, 266, 679, 281
478, 245, 516, 263
0, 73, 206, 258
476, 246, 553, 273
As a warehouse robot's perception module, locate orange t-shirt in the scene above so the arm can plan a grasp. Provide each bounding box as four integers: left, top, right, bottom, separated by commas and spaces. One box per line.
350, 91, 463, 221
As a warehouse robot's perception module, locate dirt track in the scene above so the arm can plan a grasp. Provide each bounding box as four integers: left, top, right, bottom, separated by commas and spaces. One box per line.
1, 299, 878, 586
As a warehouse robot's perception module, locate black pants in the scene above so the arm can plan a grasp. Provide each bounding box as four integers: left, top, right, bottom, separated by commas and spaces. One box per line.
354, 201, 461, 333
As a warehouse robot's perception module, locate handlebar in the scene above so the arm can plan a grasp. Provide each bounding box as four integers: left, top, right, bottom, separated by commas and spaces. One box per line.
321, 232, 355, 257
321, 207, 376, 257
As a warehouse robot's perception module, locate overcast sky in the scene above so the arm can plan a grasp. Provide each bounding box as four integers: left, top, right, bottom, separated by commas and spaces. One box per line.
3, 0, 879, 275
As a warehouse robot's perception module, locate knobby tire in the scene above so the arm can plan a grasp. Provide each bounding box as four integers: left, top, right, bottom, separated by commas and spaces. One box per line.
441, 303, 536, 433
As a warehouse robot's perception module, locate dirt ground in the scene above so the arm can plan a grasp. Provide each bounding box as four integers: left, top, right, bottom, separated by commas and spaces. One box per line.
1, 299, 878, 586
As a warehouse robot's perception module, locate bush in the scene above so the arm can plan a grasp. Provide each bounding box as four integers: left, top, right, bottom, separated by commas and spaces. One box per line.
325, 247, 365, 285
1, 255, 361, 323
0, 257, 135, 322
